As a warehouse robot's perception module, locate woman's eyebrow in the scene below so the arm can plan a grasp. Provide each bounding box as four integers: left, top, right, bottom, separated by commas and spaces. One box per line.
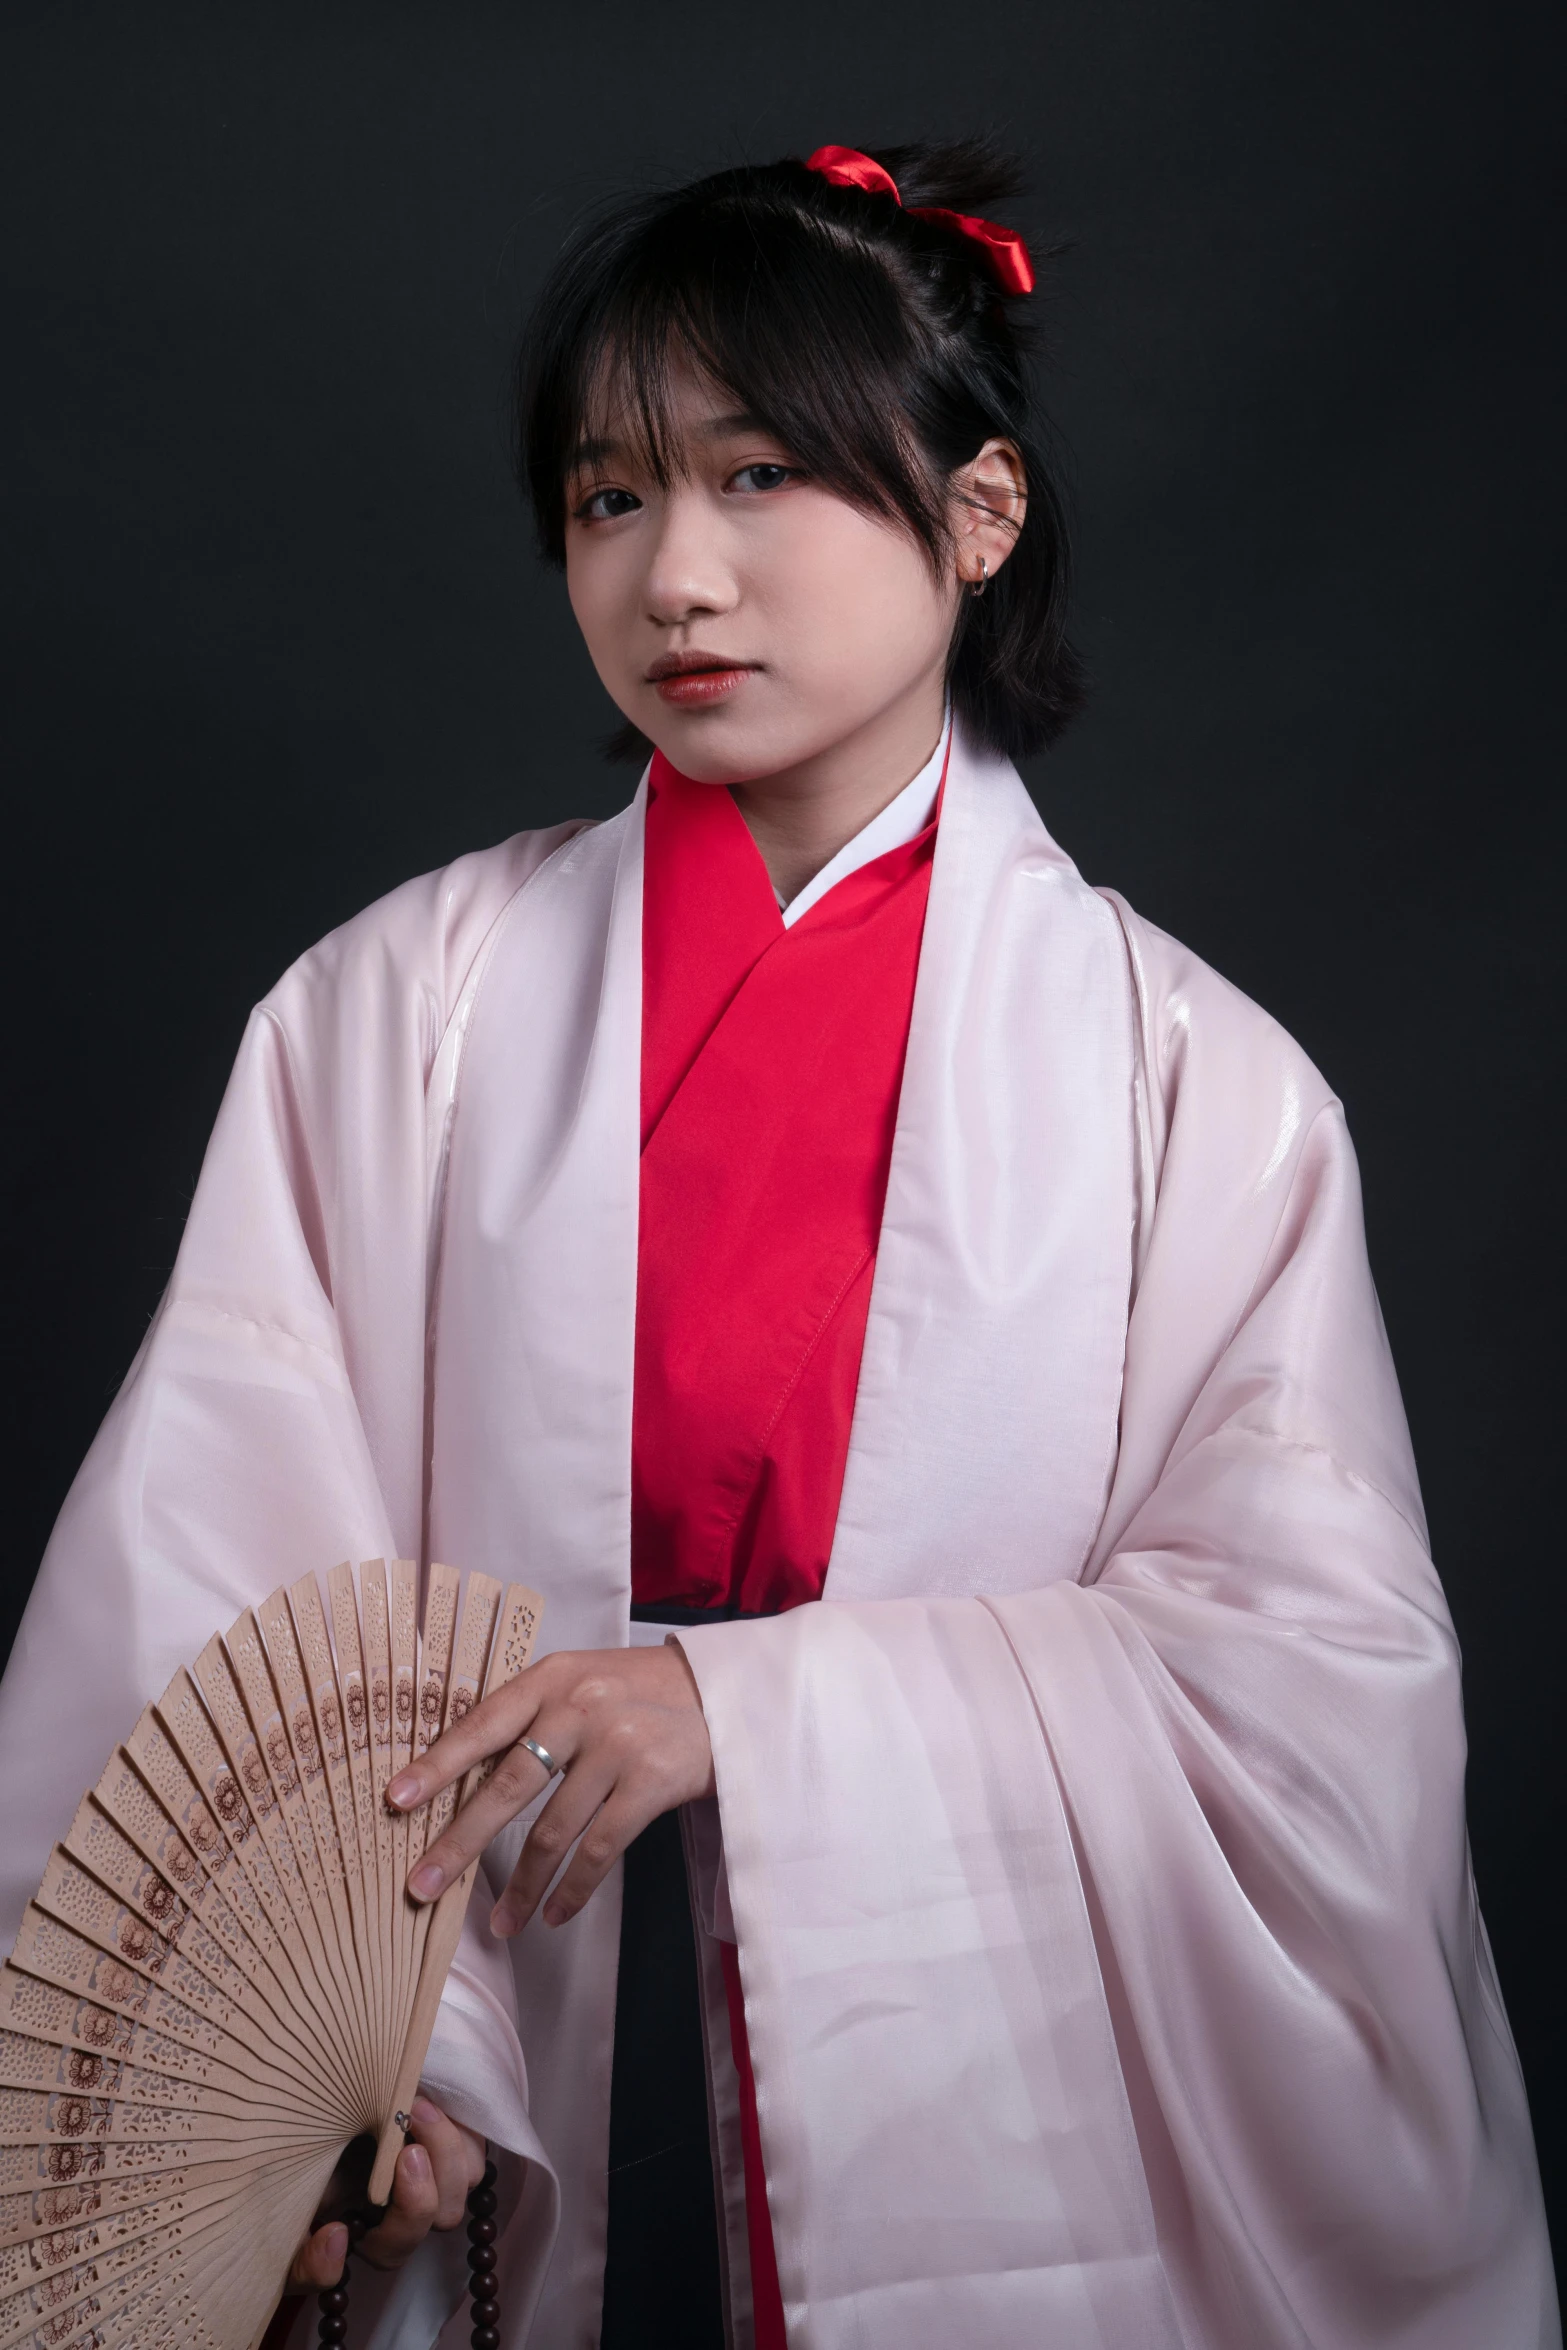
567, 412, 772, 476
568, 433, 623, 470
693, 411, 768, 440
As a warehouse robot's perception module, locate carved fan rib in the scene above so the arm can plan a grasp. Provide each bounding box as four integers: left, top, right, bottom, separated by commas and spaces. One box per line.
0, 1565, 542, 2348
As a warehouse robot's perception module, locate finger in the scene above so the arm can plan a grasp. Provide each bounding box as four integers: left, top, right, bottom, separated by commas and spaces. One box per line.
490, 1747, 622, 1936
407, 2096, 487, 2230
286, 2221, 349, 2293
358, 2140, 439, 2270
388, 1662, 561, 1811
539, 1787, 667, 1929
406, 1720, 575, 1901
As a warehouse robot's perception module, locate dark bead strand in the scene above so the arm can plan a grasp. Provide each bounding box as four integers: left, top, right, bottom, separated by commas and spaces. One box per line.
468, 2159, 500, 2349
318, 2209, 373, 2346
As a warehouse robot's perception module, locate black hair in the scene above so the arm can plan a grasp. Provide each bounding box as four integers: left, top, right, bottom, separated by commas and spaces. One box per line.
515, 140, 1085, 764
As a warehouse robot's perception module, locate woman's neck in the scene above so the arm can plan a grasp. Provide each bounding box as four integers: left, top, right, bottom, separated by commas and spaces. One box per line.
726, 684, 947, 906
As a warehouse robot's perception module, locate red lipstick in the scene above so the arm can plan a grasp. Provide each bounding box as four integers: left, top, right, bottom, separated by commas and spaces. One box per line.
646, 648, 756, 707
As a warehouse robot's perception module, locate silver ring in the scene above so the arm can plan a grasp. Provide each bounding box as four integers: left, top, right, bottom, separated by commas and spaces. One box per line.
518, 1735, 563, 1779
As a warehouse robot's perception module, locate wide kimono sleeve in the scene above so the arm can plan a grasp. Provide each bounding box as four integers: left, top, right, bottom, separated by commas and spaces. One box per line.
678, 909, 1556, 2350
0, 830, 577, 2347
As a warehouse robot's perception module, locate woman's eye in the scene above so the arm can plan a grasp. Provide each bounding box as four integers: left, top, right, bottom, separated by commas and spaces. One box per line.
575, 486, 641, 523
728, 463, 798, 494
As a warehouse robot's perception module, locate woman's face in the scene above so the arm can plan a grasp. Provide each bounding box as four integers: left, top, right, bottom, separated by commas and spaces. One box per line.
563, 366, 964, 785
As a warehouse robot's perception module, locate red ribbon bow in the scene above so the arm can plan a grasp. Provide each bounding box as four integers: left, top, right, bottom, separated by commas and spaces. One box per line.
804, 144, 1035, 297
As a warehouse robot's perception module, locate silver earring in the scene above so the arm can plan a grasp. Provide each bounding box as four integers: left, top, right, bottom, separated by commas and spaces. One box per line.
969, 555, 989, 598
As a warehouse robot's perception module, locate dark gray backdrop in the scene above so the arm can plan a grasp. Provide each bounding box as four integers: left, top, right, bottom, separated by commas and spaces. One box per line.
5, 0, 1562, 2260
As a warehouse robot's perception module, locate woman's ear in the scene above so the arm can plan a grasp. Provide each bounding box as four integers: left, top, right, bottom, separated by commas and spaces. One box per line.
950, 439, 1028, 589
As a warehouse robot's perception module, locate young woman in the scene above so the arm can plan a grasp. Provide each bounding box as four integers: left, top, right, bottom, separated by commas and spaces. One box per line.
0, 143, 1554, 2350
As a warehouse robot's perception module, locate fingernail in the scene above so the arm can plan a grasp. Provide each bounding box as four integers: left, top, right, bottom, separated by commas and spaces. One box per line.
324, 2223, 348, 2267
543, 1900, 566, 1928
387, 1774, 419, 1807
404, 2145, 431, 2182
490, 1901, 518, 1938
409, 1863, 444, 1899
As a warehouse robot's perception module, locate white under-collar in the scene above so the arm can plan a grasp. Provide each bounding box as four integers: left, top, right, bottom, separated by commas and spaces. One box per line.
776, 714, 950, 928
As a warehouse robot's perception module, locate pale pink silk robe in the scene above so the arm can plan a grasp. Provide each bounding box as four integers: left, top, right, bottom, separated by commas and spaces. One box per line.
0, 728, 1553, 2349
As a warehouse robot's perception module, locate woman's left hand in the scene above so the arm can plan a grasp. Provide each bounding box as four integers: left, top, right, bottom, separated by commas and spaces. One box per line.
389, 1643, 715, 1936
286, 2096, 487, 2288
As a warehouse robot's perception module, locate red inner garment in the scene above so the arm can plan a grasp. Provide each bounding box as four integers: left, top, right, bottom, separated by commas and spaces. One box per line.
634, 753, 937, 1615
721, 1936, 786, 2341
633, 750, 938, 2345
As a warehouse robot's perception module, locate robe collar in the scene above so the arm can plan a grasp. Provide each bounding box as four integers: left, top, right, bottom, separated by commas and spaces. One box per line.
778, 711, 949, 926
429, 723, 1134, 1634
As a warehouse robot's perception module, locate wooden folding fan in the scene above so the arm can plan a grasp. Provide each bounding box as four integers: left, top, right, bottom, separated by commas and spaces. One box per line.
0, 1561, 542, 2350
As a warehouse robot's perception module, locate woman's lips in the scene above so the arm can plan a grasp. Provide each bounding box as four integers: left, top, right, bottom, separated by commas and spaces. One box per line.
651, 665, 753, 707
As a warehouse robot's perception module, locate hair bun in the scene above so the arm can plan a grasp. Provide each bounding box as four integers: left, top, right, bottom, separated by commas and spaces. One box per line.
861, 137, 1025, 223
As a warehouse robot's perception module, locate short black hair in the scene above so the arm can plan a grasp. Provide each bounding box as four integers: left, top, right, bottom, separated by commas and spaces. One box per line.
515, 140, 1085, 764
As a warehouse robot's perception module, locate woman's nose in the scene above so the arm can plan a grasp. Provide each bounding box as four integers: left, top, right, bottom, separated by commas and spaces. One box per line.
642, 496, 736, 626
